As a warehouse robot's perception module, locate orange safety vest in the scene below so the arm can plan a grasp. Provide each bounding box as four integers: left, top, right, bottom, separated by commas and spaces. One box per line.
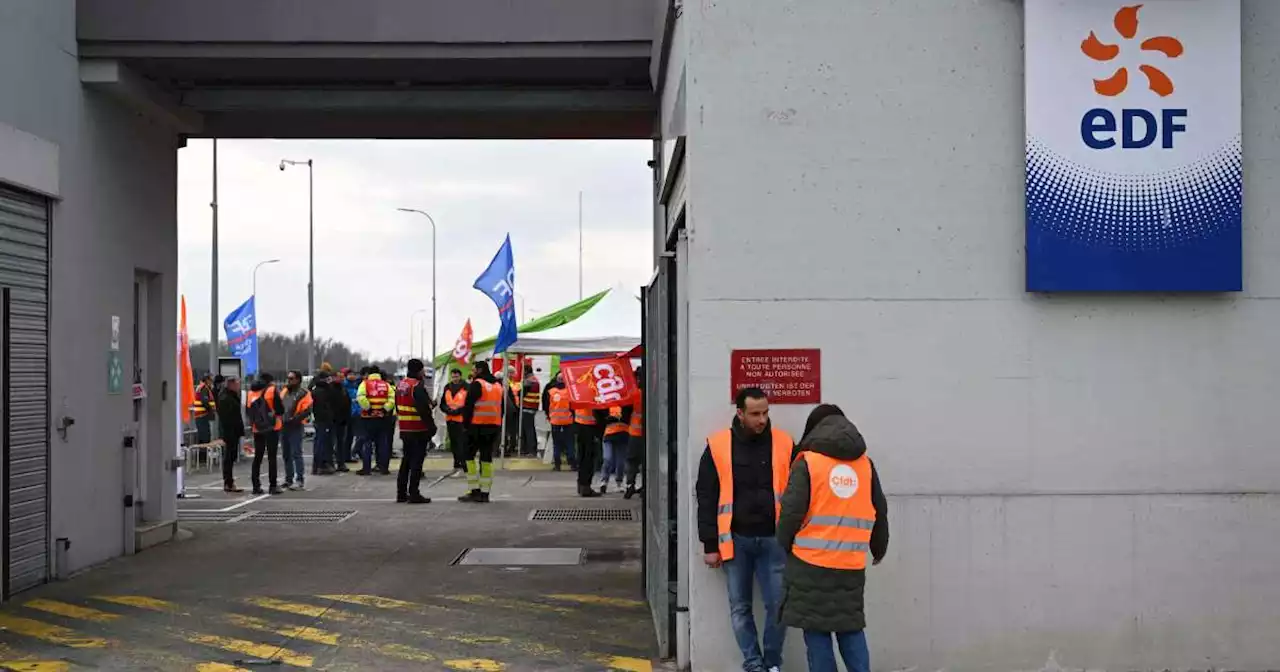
547, 388, 573, 426
791, 452, 876, 570
444, 387, 467, 424
246, 385, 282, 433
709, 427, 794, 562
574, 405, 597, 426
472, 380, 503, 426
604, 405, 628, 436
396, 377, 429, 433
190, 382, 213, 418
522, 379, 541, 410
361, 378, 391, 418
293, 390, 313, 418
628, 394, 643, 438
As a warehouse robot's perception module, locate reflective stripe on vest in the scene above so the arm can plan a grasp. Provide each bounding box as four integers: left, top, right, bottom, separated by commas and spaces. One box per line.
628, 394, 643, 437
548, 389, 573, 426
605, 406, 628, 436
472, 380, 502, 426
707, 426, 794, 562
362, 379, 391, 418
574, 407, 597, 426
396, 378, 428, 432
444, 387, 467, 423
190, 384, 213, 417
792, 451, 876, 570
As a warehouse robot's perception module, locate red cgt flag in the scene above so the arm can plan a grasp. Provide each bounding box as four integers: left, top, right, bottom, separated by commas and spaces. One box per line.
560, 355, 638, 409
452, 319, 474, 366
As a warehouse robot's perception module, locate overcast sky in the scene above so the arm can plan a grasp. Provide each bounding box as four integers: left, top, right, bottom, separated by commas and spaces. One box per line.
178, 139, 653, 361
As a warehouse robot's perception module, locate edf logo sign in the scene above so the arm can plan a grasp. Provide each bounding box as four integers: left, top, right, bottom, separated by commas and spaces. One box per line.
1024, 0, 1242, 292
1079, 5, 1186, 149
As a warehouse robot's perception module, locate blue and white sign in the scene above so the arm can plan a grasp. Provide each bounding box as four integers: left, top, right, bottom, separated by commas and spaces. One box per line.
473, 234, 518, 354
1025, 1, 1241, 291
223, 296, 259, 375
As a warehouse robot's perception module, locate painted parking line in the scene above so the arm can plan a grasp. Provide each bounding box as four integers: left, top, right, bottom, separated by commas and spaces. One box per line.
220, 614, 339, 646
437, 595, 573, 616
0, 662, 73, 672
90, 596, 184, 614
194, 664, 251, 672
544, 594, 645, 609
0, 614, 108, 649
181, 633, 312, 668
23, 600, 120, 624
317, 594, 452, 615
592, 655, 652, 672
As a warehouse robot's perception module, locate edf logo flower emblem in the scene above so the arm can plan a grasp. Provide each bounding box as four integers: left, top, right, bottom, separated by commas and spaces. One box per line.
1078, 4, 1188, 150
1082, 4, 1185, 97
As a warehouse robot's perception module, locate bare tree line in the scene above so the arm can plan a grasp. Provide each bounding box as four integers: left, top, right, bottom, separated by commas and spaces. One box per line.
190, 331, 402, 379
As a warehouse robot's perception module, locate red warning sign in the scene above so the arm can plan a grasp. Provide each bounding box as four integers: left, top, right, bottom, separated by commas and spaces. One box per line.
730, 349, 821, 405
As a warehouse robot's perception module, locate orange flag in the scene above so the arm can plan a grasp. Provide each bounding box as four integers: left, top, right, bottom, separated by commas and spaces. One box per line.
179, 296, 196, 423
452, 319, 474, 366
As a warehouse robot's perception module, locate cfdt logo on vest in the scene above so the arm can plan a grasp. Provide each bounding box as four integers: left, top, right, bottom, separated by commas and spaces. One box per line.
1080, 5, 1185, 150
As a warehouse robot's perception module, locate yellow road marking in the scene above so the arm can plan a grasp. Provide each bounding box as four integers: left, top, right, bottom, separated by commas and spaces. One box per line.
444, 660, 504, 671
24, 599, 120, 623
243, 598, 348, 621
544, 594, 645, 609
317, 594, 448, 614
0, 662, 72, 672
182, 633, 312, 668
597, 656, 652, 672
92, 596, 182, 614
221, 614, 340, 646
0, 613, 108, 649
195, 664, 251, 672
439, 595, 572, 615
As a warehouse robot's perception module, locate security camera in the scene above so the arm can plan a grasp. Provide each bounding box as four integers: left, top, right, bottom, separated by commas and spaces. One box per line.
278, 162, 286, 171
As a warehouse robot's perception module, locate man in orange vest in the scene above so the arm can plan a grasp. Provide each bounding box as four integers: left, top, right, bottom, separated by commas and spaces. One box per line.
191, 374, 217, 444
624, 365, 645, 499
395, 358, 436, 504
459, 361, 502, 502
439, 368, 470, 473
280, 370, 314, 490
573, 401, 610, 498
694, 387, 796, 672
777, 405, 888, 672
600, 405, 631, 494
246, 373, 285, 495
541, 371, 576, 471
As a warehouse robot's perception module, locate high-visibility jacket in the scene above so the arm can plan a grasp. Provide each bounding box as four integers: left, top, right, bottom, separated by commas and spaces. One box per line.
628, 394, 644, 438
791, 452, 876, 570
521, 379, 541, 410
547, 388, 573, 426
443, 386, 467, 423
291, 390, 313, 421
359, 376, 393, 418
246, 385, 283, 433
574, 406, 597, 426
472, 380, 503, 426
604, 405, 628, 436
190, 382, 214, 418
708, 427, 794, 562
396, 377, 429, 433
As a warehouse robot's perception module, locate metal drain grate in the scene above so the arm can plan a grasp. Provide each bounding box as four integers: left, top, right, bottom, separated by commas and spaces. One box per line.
177, 510, 247, 523
242, 510, 356, 523
529, 508, 634, 522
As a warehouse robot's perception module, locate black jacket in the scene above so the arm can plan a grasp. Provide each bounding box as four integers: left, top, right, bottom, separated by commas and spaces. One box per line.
776, 415, 888, 633
695, 418, 796, 552
215, 388, 245, 444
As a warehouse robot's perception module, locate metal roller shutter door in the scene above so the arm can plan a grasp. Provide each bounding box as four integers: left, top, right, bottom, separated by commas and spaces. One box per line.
0, 185, 50, 597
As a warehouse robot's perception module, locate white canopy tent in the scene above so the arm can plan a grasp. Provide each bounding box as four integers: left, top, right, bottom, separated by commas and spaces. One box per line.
505, 286, 641, 356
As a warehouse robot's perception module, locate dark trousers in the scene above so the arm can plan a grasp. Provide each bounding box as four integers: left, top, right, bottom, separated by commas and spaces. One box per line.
221, 434, 241, 486
251, 430, 279, 490
335, 420, 353, 466
503, 409, 520, 452
195, 416, 212, 445
626, 433, 644, 487
520, 410, 538, 455
467, 425, 499, 462
397, 432, 429, 498
575, 427, 603, 488
362, 417, 392, 472
551, 425, 576, 469
447, 421, 468, 469
313, 421, 334, 472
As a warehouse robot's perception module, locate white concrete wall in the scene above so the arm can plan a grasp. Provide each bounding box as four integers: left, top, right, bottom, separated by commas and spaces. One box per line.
0, 2, 178, 575
677, 0, 1280, 669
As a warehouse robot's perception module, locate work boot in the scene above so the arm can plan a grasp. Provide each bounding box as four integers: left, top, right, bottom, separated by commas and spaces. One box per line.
356, 469, 371, 476
578, 485, 601, 498
224, 483, 244, 494
477, 492, 491, 503
396, 494, 408, 503
269, 486, 284, 495
319, 467, 336, 476
552, 464, 562, 472
337, 465, 350, 473
407, 494, 431, 504
378, 468, 392, 476
252, 487, 265, 496
624, 485, 637, 500
458, 489, 483, 503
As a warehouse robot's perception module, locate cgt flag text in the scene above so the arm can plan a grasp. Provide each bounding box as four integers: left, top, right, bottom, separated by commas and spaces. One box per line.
560, 355, 637, 409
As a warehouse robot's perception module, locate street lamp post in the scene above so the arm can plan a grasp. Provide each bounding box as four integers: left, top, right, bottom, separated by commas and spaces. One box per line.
397, 208, 437, 373
280, 158, 315, 374
410, 309, 429, 359
252, 259, 281, 302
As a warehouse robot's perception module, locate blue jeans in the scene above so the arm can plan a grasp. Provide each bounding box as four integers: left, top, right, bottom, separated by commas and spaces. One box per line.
803, 629, 869, 672
281, 425, 305, 485
362, 418, 392, 472
723, 535, 786, 672
601, 436, 628, 485
313, 421, 333, 470
550, 425, 576, 468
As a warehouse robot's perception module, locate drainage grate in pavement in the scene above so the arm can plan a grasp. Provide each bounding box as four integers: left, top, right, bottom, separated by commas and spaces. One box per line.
242, 510, 356, 523
453, 547, 585, 566
529, 508, 634, 522
177, 510, 247, 523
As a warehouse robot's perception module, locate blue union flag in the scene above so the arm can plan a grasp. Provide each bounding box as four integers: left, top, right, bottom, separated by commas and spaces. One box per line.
473, 235, 517, 354
223, 296, 259, 374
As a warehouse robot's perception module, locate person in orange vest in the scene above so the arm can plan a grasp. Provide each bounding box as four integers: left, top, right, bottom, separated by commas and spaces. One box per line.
439, 368, 470, 473
191, 374, 217, 444
573, 401, 610, 498
600, 404, 631, 494
280, 370, 314, 491
777, 404, 888, 672
541, 371, 576, 471
518, 363, 542, 456
395, 358, 436, 504
694, 387, 796, 672
356, 366, 396, 476
459, 361, 502, 502
624, 365, 645, 500
246, 372, 285, 495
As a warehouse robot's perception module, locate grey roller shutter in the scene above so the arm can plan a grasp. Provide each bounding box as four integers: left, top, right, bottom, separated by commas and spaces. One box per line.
0, 185, 50, 597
